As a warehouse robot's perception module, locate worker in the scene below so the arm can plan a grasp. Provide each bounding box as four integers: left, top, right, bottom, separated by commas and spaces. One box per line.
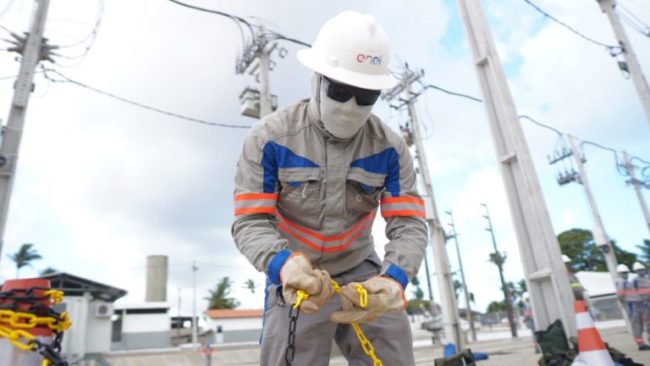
522, 292, 540, 353
562, 254, 588, 301
633, 261, 650, 351
617, 263, 648, 350
232, 10, 427, 366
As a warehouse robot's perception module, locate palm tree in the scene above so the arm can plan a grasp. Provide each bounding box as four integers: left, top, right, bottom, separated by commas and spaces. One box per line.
7, 243, 42, 278
40, 267, 58, 276
204, 277, 240, 310
244, 279, 257, 294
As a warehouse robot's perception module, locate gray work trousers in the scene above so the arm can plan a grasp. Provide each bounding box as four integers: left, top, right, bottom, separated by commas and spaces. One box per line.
260, 260, 415, 366
628, 301, 645, 343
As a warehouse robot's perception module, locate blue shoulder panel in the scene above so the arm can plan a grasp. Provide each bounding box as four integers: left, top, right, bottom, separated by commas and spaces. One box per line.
350, 147, 400, 196
261, 141, 319, 193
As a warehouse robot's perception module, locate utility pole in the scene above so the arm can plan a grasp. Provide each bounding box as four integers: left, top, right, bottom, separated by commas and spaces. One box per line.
597, 0, 650, 126
384, 67, 463, 348
482, 204, 517, 338
192, 261, 198, 350
549, 135, 632, 332
446, 210, 477, 342
0, 0, 50, 264
566, 136, 619, 276
623, 150, 650, 235
457, 0, 576, 337
177, 287, 182, 336
236, 26, 281, 119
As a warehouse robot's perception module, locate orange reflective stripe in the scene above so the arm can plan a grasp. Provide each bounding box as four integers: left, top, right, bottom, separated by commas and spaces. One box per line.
382, 209, 425, 218
234, 207, 276, 215
276, 211, 375, 252
277, 211, 374, 242
381, 196, 424, 206
577, 328, 606, 352
235, 193, 278, 201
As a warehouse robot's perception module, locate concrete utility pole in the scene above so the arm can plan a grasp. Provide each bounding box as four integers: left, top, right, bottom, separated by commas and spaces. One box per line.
192, 261, 199, 350
446, 210, 477, 342
236, 26, 280, 119
384, 67, 463, 348
567, 136, 620, 276
597, 0, 650, 126
0, 0, 50, 265
482, 204, 517, 338
623, 150, 650, 235
457, 0, 576, 337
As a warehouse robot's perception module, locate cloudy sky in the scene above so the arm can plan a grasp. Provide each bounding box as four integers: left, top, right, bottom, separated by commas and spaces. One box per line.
0, 0, 649, 317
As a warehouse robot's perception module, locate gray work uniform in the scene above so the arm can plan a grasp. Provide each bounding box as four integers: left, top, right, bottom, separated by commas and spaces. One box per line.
627, 277, 645, 344
232, 98, 427, 365
637, 274, 650, 339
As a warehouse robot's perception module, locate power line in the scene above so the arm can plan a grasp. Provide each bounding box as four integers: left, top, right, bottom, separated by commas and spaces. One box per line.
51, 0, 105, 65
521, 0, 622, 54
265, 30, 311, 47
165, 0, 255, 38
43, 68, 251, 129
617, 2, 650, 37
420, 83, 482, 103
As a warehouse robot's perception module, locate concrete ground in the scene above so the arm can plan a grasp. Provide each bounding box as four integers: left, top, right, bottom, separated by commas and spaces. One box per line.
87, 323, 650, 366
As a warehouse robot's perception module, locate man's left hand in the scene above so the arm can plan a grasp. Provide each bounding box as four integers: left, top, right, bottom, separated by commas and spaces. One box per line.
329, 276, 406, 323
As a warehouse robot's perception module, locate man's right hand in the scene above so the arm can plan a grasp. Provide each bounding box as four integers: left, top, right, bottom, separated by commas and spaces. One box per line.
280, 252, 334, 314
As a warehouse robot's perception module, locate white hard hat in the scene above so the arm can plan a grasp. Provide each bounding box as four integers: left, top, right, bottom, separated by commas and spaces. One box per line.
633, 262, 646, 271
617, 264, 630, 273
297, 11, 397, 90
562, 255, 571, 263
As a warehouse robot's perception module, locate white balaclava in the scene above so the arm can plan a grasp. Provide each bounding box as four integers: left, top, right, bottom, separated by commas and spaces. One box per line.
311, 73, 373, 139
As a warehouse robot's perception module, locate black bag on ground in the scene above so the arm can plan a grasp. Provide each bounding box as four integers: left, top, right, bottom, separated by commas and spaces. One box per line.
434, 349, 476, 366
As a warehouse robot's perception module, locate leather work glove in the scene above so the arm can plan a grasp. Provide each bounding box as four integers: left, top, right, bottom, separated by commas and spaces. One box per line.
329, 276, 406, 324
280, 253, 334, 314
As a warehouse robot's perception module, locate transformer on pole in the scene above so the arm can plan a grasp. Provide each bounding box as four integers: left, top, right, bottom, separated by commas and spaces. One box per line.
384, 66, 464, 347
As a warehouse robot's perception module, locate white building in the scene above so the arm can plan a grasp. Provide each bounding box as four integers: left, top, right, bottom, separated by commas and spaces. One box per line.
204, 309, 263, 344
42, 272, 127, 363
112, 302, 171, 350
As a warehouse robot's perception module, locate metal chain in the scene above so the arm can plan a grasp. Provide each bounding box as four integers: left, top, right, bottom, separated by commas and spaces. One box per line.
284, 305, 300, 366
0, 287, 70, 365
282, 280, 383, 365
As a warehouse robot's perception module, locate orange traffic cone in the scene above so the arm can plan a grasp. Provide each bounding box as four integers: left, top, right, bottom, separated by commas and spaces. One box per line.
574, 300, 613, 366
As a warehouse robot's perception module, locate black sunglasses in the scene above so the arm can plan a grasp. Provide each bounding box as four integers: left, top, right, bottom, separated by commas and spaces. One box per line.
323, 77, 381, 106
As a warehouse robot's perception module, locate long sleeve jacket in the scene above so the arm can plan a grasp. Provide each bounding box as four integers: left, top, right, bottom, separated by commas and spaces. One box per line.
231, 98, 428, 288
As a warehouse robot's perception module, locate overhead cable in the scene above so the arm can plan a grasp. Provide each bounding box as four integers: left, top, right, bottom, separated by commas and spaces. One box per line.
165, 0, 255, 39
265, 30, 311, 47
521, 0, 622, 53
617, 2, 650, 37
43, 68, 251, 129
420, 83, 482, 103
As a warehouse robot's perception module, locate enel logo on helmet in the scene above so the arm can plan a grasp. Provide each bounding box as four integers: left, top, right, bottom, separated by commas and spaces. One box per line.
356, 54, 381, 65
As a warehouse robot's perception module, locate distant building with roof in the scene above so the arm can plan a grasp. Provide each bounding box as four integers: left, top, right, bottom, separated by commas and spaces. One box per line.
204, 309, 263, 343
112, 302, 171, 350
41, 272, 127, 363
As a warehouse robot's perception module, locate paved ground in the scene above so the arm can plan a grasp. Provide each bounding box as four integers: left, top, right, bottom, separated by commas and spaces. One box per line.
94, 323, 650, 365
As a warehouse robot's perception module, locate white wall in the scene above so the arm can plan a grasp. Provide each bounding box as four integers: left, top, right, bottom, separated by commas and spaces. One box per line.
86, 301, 113, 353
206, 317, 262, 332
122, 313, 169, 333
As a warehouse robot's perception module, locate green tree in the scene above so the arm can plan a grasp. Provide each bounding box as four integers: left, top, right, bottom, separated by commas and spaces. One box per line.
39, 267, 57, 276
637, 239, 650, 265
488, 252, 507, 267
486, 300, 507, 313
205, 277, 240, 310
453, 279, 463, 300
410, 276, 424, 300
7, 243, 42, 278
558, 228, 637, 271
244, 279, 257, 294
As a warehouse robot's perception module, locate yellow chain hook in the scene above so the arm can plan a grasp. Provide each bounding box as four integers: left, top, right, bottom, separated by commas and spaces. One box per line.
355, 284, 368, 309
294, 290, 310, 309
